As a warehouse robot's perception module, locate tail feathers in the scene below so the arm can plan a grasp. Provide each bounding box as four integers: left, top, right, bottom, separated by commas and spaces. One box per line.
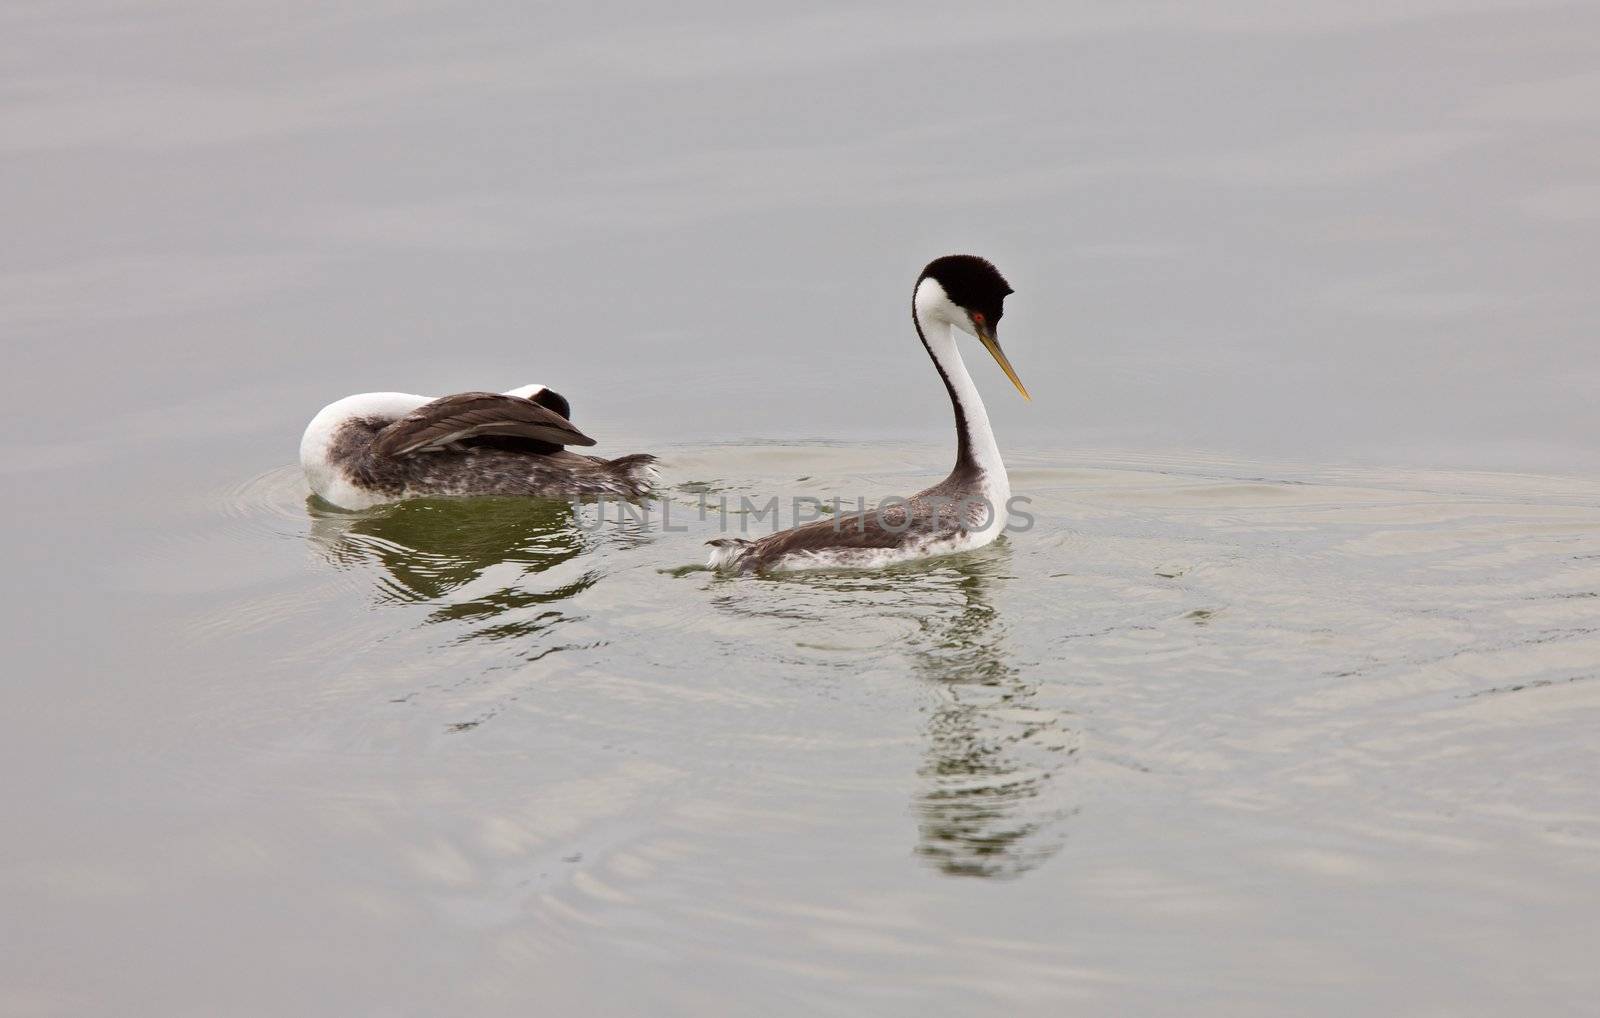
706, 537, 752, 571
607, 453, 658, 496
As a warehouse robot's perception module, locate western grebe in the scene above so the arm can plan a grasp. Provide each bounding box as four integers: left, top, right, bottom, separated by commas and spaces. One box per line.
300, 384, 655, 510
708, 254, 1028, 573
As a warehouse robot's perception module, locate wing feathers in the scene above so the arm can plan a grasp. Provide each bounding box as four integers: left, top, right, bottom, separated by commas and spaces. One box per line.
372, 391, 596, 458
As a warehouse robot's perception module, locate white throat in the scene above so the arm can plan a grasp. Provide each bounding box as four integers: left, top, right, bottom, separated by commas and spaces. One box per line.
913, 278, 1008, 507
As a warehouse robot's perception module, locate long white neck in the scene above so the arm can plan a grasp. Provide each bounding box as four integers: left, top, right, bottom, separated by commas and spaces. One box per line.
913, 279, 1008, 505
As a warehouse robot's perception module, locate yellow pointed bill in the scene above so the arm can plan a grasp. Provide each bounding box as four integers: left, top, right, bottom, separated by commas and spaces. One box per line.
976, 329, 1031, 401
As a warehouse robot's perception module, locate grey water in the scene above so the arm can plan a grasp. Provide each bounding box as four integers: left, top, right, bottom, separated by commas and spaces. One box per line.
4, 2, 1599, 1015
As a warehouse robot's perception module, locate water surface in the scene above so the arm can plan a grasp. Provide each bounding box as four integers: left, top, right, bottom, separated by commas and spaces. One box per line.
7, 441, 1599, 1015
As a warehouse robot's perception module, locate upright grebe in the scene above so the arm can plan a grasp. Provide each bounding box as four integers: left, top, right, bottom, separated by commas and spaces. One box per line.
708, 255, 1028, 573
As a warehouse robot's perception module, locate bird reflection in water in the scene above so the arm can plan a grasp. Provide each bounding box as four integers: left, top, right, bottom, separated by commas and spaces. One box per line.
305, 495, 596, 654
907, 553, 1075, 879
724, 549, 1075, 879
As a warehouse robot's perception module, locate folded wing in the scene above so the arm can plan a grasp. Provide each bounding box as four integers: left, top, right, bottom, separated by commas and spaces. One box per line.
372, 391, 596, 458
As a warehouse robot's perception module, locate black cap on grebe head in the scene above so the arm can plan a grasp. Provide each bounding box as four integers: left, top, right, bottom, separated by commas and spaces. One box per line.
527, 387, 572, 423
919, 255, 1014, 329
916, 254, 1028, 401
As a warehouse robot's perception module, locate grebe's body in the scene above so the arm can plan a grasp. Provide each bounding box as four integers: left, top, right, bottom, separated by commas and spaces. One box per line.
708, 255, 1028, 574
300, 384, 655, 510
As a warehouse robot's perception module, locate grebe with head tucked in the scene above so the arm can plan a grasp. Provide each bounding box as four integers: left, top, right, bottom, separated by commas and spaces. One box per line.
300, 383, 655, 510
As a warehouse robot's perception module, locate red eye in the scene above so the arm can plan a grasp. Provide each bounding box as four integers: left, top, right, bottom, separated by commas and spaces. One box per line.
971, 312, 986, 325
